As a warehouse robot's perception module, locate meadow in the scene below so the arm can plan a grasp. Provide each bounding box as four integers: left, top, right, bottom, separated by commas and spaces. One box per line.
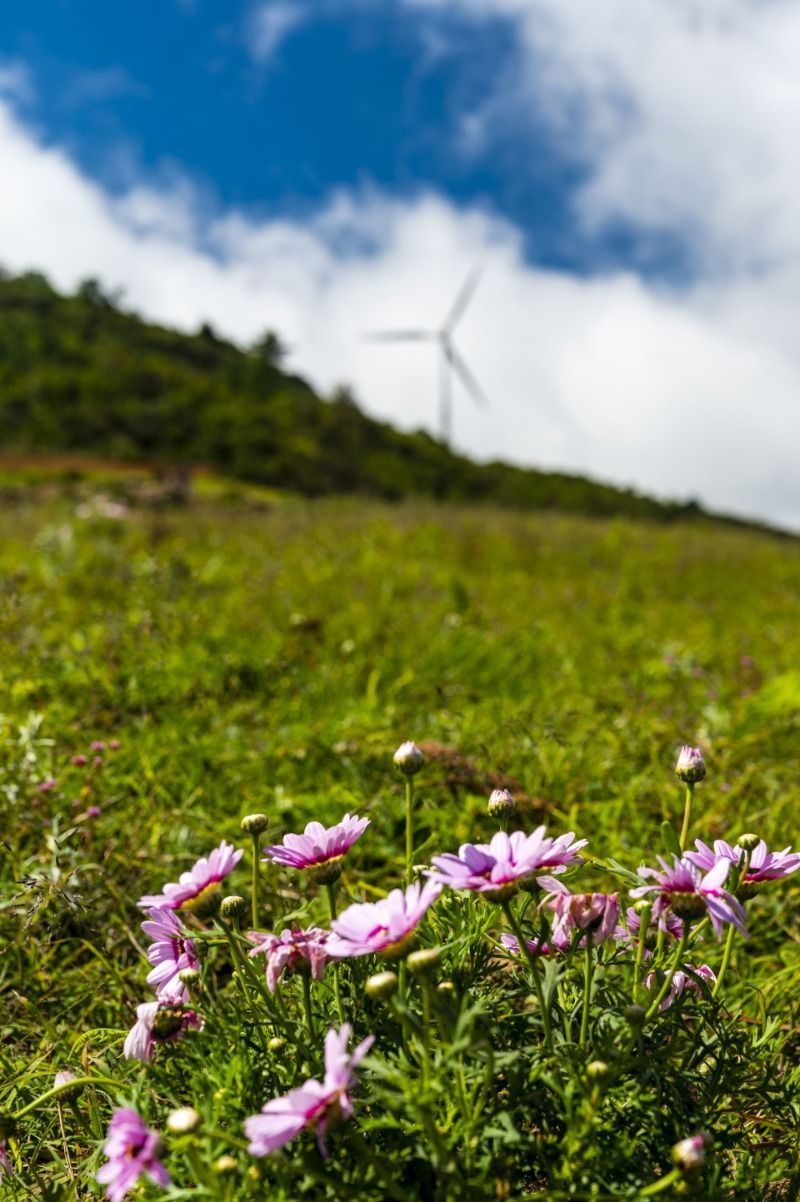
2, 479, 800, 1199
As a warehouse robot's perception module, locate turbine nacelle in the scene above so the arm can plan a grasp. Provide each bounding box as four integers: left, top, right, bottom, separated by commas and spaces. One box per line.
364, 266, 489, 445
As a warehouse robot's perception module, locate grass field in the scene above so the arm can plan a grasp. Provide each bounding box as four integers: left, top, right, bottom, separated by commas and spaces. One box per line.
2, 483, 800, 1196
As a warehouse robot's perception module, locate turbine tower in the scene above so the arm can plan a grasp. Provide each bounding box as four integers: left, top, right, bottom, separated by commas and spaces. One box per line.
365, 267, 489, 446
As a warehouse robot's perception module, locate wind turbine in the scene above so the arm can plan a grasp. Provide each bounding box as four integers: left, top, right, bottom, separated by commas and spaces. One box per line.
364, 267, 489, 446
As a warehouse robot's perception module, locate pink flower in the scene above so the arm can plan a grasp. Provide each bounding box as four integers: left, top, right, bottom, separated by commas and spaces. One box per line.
37, 778, 57, 793
91, 740, 107, 751
138, 841, 243, 913
0, 1141, 10, 1181
96, 1109, 170, 1201
549, 892, 620, 947
54, 1070, 77, 1088
686, 838, 800, 884
141, 908, 199, 998
245, 1024, 373, 1156
630, 856, 747, 939
500, 933, 554, 957
123, 996, 202, 1062
427, 828, 586, 900
247, 927, 331, 992
71, 754, 88, 766
645, 963, 716, 1011
263, 814, 369, 877
328, 881, 440, 959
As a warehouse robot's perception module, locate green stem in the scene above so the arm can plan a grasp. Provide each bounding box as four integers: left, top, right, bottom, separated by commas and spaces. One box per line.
679, 783, 694, 852
420, 980, 432, 1089
502, 900, 554, 1054
302, 973, 315, 1044
405, 777, 415, 885
579, 938, 594, 1048
326, 883, 346, 1025
644, 932, 689, 1020
12, 1076, 120, 1120
633, 904, 651, 1006
712, 921, 737, 998
639, 1167, 682, 1197
250, 834, 260, 930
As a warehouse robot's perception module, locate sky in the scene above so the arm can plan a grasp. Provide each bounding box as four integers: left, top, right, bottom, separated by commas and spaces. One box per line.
1, 0, 800, 527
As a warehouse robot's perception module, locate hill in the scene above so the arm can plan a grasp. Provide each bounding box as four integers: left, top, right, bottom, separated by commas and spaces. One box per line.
0, 269, 780, 531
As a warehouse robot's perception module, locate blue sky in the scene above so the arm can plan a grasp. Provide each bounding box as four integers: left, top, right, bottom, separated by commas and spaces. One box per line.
1, 1, 799, 527
2, 0, 623, 273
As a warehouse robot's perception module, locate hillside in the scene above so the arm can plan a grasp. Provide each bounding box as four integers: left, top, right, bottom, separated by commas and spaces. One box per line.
0, 270, 777, 530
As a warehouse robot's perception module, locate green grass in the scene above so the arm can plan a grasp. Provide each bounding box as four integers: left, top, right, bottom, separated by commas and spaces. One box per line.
2, 487, 800, 1194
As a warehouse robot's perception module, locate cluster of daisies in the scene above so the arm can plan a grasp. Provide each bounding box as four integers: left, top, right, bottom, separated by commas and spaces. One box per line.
10, 741, 795, 1199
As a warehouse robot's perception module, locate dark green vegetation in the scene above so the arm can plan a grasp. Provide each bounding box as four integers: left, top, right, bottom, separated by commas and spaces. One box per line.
0, 269, 779, 528
2, 486, 800, 1198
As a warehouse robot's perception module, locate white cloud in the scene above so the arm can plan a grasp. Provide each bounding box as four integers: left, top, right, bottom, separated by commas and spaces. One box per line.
0, 90, 799, 528
247, 2, 307, 63
401, 0, 800, 276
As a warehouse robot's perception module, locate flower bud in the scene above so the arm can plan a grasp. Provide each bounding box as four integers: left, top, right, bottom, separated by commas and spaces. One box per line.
213, 1155, 238, 1176
178, 967, 200, 988
393, 741, 425, 776
632, 899, 652, 917
407, 947, 442, 977
624, 1004, 646, 1027
586, 1060, 610, 1082
54, 1070, 77, 1091
268, 1037, 286, 1053
220, 895, 247, 919
675, 745, 706, 784
365, 971, 399, 1000
241, 813, 268, 836
167, 1107, 201, 1135
488, 788, 516, 820
437, 980, 456, 994
736, 832, 760, 851
672, 1133, 710, 1172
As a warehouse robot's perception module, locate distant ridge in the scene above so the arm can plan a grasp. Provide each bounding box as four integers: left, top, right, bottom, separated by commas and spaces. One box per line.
0, 270, 787, 536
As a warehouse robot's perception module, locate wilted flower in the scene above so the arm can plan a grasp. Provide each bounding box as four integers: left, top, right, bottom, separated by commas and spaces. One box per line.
631, 856, 747, 939
500, 932, 554, 957
263, 814, 369, 884
141, 908, 199, 999
616, 904, 684, 947
686, 838, 800, 884
96, 1109, 170, 1201
675, 745, 706, 783
549, 892, 620, 947
245, 1024, 374, 1156
645, 963, 716, 1010
393, 741, 425, 775
328, 881, 440, 959
672, 1132, 710, 1172
428, 828, 586, 902
123, 996, 203, 1063
247, 927, 331, 992
138, 841, 243, 913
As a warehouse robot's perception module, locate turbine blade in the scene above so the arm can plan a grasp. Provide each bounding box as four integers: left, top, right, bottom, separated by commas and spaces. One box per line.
447, 344, 490, 408
443, 265, 483, 333
363, 330, 435, 342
